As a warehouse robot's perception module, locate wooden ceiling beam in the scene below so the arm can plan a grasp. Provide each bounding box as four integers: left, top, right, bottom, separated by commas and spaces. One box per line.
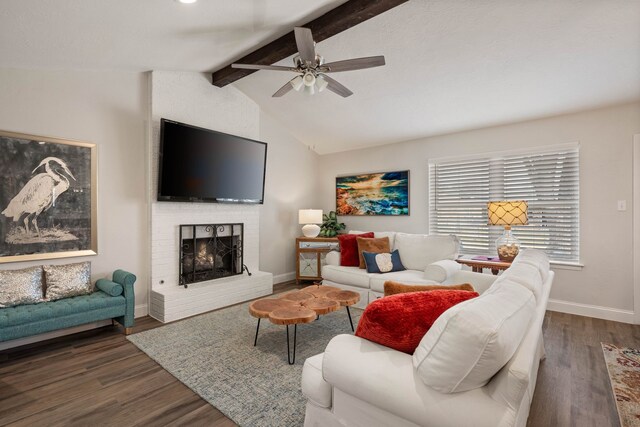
211, 0, 409, 87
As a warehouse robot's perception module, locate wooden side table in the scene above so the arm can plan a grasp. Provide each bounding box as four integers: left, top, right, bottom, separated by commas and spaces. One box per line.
456, 257, 512, 275
296, 237, 339, 284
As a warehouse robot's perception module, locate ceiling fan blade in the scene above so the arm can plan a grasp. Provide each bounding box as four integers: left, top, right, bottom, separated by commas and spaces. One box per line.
232, 63, 298, 72
320, 74, 353, 98
320, 56, 386, 73
272, 79, 295, 97
294, 27, 316, 64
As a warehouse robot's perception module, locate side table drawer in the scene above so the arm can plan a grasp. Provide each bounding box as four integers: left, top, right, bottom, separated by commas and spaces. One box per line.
298, 241, 339, 250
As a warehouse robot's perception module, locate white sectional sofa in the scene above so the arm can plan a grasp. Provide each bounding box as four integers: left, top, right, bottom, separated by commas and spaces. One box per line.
322, 231, 496, 307
303, 249, 553, 427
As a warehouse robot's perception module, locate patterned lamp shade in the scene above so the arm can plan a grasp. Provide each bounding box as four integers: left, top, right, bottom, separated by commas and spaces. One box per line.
487, 201, 528, 227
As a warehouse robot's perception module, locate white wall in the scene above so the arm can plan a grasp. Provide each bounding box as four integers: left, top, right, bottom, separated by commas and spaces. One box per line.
319, 103, 640, 321
259, 112, 319, 282
149, 71, 261, 291
0, 68, 149, 312
149, 72, 318, 290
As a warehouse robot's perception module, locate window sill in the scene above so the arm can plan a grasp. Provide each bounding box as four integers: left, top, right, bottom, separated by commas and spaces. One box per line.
550, 260, 584, 271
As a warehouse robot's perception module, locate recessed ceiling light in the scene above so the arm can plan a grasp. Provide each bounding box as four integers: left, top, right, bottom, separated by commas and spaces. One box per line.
176, 0, 197, 4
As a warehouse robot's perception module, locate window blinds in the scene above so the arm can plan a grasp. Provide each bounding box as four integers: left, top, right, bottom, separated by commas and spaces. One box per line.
429, 146, 579, 262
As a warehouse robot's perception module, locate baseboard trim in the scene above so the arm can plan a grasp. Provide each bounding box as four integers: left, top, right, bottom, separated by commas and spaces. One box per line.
273, 271, 296, 284
547, 299, 635, 324
135, 303, 148, 318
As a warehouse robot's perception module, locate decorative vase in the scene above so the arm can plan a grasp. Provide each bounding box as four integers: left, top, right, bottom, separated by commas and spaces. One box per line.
301, 224, 321, 238
496, 226, 520, 262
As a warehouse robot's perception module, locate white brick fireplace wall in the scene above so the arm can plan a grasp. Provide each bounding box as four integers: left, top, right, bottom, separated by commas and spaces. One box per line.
148, 71, 272, 322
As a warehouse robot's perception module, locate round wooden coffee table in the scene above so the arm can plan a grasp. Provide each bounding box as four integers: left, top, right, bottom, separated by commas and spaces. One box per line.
249, 285, 360, 364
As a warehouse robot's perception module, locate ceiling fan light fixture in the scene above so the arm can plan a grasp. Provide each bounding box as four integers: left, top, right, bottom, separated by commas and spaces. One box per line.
303, 72, 316, 87
290, 76, 304, 91
316, 75, 328, 92
233, 27, 385, 98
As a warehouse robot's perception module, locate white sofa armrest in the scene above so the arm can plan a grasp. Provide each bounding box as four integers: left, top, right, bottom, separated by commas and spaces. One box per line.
325, 251, 340, 266
302, 354, 332, 408
423, 259, 461, 282
322, 334, 507, 427
444, 270, 499, 294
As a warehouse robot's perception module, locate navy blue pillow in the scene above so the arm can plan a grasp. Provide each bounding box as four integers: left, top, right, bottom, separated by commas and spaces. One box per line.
362, 250, 405, 274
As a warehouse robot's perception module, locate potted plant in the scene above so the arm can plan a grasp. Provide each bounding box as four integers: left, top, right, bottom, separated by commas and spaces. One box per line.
318, 211, 345, 237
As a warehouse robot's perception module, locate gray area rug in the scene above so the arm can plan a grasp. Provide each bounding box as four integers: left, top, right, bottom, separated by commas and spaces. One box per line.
127, 300, 361, 427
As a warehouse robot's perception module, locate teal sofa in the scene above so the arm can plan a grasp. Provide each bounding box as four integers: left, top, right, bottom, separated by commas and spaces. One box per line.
0, 269, 136, 342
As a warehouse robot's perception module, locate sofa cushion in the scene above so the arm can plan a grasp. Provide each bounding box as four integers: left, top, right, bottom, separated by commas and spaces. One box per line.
384, 281, 475, 297
44, 261, 92, 301
322, 265, 371, 289
394, 233, 459, 271
493, 263, 543, 301
413, 284, 536, 393
513, 248, 550, 281
0, 266, 44, 308
301, 353, 332, 408
0, 291, 125, 328
356, 290, 479, 354
369, 270, 438, 293
349, 230, 397, 249
357, 237, 391, 269
338, 232, 374, 267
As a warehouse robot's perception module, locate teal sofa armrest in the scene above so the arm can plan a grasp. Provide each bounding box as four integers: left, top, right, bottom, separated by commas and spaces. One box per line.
95, 279, 123, 296
112, 270, 137, 332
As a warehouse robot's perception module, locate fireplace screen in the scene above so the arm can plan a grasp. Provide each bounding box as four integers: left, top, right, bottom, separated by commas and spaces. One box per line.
179, 223, 244, 287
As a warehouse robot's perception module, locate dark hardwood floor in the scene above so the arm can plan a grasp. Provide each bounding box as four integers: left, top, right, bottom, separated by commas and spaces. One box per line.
1, 282, 638, 427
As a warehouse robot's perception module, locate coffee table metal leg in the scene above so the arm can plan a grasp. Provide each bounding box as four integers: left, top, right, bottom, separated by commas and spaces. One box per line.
286, 324, 297, 365
346, 306, 355, 332
254, 318, 261, 346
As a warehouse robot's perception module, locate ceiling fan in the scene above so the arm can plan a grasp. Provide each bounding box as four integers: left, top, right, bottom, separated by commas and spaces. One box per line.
231, 27, 385, 98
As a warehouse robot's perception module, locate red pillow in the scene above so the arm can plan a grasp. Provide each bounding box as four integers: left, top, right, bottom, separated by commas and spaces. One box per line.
337, 232, 374, 266
355, 290, 479, 354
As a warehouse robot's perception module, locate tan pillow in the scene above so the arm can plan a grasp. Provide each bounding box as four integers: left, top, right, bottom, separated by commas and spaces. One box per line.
356, 237, 390, 269
384, 281, 475, 297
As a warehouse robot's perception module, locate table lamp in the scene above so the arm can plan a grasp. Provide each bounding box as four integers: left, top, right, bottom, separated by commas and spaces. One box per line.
487, 200, 528, 262
299, 209, 323, 238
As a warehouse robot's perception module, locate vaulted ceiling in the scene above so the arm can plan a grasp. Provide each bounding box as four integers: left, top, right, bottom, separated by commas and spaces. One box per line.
1, 0, 639, 154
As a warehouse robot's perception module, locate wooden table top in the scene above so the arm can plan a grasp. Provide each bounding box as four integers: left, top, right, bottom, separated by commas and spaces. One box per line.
456, 257, 512, 268
249, 285, 360, 325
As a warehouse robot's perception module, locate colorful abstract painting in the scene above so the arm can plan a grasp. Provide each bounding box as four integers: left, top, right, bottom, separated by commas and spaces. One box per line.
336, 171, 409, 216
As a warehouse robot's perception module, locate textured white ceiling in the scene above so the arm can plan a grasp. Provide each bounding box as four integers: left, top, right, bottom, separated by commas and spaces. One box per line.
234, 0, 640, 153
0, 0, 345, 72
1, 0, 638, 154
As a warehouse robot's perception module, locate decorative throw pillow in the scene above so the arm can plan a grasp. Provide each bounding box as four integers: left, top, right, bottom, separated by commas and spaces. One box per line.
337, 232, 374, 267
0, 266, 44, 308
356, 236, 391, 269
362, 250, 405, 274
355, 289, 479, 354
44, 262, 92, 301
384, 281, 475, 297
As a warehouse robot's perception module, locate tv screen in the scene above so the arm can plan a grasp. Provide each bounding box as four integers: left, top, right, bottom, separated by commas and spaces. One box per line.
158, 119, 267, 204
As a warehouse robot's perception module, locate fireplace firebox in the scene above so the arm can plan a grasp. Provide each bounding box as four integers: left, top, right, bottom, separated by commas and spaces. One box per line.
179, 223, 246, 288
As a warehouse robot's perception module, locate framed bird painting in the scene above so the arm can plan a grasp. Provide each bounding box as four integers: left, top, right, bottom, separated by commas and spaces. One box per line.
0, 130, 97, 263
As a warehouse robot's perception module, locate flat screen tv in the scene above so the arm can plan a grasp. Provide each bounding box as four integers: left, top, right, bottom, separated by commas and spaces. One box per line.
158, 119, 267, 204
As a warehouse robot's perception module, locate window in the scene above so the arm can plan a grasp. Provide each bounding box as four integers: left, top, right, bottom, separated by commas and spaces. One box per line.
429, 145, 579, 263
